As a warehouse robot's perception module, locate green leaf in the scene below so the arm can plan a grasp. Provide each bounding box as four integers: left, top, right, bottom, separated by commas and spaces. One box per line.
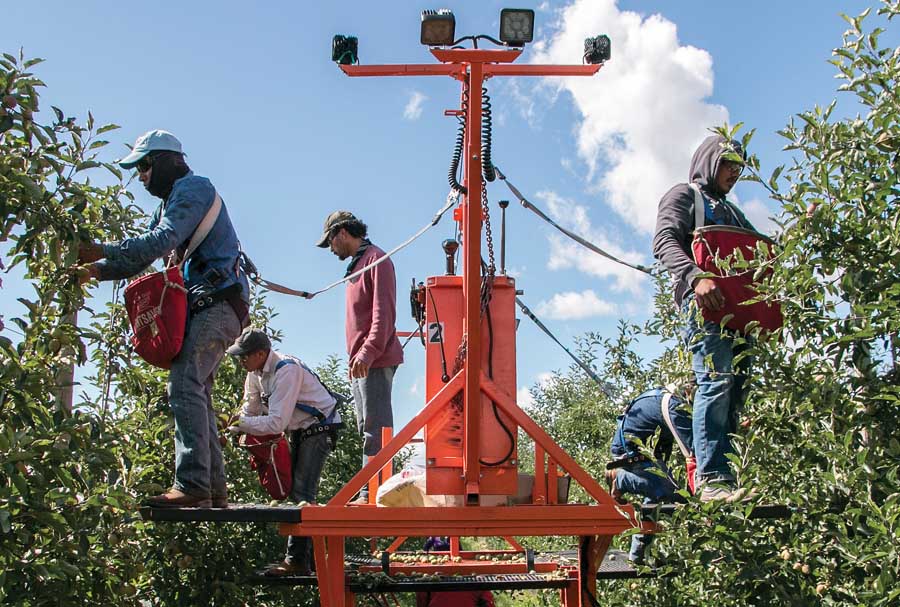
75, 160, 100, 172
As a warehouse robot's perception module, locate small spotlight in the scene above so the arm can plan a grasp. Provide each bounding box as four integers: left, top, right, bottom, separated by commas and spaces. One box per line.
499, 8, 535, 46
420, 9, 456, 46
583, 35, 611, 64
332, 35, 359, 65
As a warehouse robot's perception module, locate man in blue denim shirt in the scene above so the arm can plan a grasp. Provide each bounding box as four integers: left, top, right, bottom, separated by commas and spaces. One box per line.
605, 387, 694, 563
77, 129, 249, 508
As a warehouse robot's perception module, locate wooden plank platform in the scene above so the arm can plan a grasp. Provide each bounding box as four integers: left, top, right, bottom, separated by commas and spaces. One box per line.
249, 549, 648, 590
139, 503, 301, 523
639, 503, 791, 519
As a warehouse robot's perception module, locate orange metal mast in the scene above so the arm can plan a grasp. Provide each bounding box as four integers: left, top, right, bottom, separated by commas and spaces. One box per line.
282, 45, 640, 607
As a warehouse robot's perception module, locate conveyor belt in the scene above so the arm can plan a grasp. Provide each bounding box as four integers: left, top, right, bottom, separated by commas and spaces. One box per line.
139, 503, 301, 523
249, 549, 648, 590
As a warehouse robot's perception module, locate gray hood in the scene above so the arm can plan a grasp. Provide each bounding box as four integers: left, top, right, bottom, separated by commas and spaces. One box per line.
689, 134, 744, 199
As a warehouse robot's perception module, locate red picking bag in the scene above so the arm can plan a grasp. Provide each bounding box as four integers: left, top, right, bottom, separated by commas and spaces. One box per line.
691, 225, 782, 333
238, 433, 293, 500
124, 267, 188, 369
122, 193, 223, 369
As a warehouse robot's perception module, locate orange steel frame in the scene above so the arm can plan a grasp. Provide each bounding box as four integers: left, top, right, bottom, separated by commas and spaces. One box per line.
281, 48, 642, 607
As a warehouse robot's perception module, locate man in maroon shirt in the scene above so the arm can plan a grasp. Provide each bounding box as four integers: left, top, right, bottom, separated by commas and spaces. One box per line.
317, 211, 404, 502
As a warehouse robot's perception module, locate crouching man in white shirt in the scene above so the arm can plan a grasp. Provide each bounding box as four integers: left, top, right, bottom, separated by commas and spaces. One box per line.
227, 327, 342, 577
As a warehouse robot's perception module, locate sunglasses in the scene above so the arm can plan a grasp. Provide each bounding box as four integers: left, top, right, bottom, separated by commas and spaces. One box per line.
135, 154, 155, 173
722, 160, 744, 174
327, 227, 342, 245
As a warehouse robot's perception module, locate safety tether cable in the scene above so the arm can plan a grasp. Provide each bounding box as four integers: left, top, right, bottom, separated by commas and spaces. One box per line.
494, 166, 654, 275
243, 189, 461, 299
515, 296, 615, 399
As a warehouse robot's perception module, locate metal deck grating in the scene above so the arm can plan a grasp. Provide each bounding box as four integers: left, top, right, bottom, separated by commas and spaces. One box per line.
137, 502, 791, 524
639, 503, 791, 519
249, 549, 647, 590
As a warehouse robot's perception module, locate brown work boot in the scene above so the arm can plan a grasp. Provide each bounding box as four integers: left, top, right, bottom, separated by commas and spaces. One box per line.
211, 494, 228, 509
604, 469, 626, 505
143, 489, 212, 509
263, 560, 312, 577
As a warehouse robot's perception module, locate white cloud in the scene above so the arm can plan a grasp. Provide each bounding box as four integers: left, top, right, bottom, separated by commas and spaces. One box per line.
530, 0, 729, 235
518, 372, 554, 408
403, 91, 427, 121
408, 379, 421, 396
517, 386, 536, 408
536, 289, 618, 320
740, 198, 778, 236
537, 190, 647, 293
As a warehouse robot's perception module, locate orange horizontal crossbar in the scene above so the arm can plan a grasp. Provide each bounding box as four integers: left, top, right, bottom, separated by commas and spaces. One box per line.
431, 49, 522, 64
485, 64, 602, 77
281, 504, 633, 537
340, 64, 463, 78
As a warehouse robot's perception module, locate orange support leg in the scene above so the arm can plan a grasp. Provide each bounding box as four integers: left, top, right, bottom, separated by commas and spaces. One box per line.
581, 535, 612, 605
314, 536, 333, 607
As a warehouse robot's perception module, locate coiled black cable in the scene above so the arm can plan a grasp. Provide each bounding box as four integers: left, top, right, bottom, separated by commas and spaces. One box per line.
481, 87, 496, 182
448, 88, 468, 195
427, 288, 450, 383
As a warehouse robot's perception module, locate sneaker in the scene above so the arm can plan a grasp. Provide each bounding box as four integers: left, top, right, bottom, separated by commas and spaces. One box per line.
699, 484, 737, 502
699, 484, 758, 503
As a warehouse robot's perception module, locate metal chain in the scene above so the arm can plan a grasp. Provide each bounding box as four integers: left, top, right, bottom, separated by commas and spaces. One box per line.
448, 188, 497, 408
482, 186, 496, 277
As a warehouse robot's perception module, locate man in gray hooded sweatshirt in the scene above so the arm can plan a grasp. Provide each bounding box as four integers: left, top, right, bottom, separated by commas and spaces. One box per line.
652, 134, 754, 502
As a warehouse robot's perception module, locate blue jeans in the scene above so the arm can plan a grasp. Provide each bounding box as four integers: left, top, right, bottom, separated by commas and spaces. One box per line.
168, 301, 241, 498
613, 462, 679, 563
682, 297, 750, 485
352, 366, 397, 498
285, 431, 333, 567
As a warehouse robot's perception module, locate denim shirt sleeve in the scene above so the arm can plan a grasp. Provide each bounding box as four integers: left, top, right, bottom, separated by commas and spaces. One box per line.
95, 175, 214, 281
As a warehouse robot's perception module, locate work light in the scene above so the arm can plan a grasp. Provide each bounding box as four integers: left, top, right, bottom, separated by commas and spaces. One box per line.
499, 8, 535, 46
332, 35, 359, 65
420, 9, 456, 46
583, 35, 611, 64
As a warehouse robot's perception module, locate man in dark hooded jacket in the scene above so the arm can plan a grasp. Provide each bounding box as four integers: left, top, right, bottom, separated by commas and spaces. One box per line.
652, 134, 754, 502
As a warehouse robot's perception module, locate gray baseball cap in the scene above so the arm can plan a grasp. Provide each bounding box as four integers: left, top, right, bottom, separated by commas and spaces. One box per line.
226, 327, 271, 357
316, 210, 359, 247
117, 129, 183, 169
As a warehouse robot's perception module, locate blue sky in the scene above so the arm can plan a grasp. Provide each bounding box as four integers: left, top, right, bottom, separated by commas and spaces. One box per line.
3, 1, 892, 427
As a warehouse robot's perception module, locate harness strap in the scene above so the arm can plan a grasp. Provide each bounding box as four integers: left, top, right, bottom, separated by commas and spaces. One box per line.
240, 189, 460, 300
170, 193, 222, 269
689, 182, 745, 230
496, 166, 653, 275
515, 297, 615, 399
689, 183, 705, 231
274, 358, 344, 422
660, 390, 692, 459
297, 421, 344, 442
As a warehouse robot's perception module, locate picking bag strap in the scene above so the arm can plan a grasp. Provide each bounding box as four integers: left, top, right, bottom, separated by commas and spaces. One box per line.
660, 390, 692, 460
689, 182, 705, 231
177, 193, 222, 269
